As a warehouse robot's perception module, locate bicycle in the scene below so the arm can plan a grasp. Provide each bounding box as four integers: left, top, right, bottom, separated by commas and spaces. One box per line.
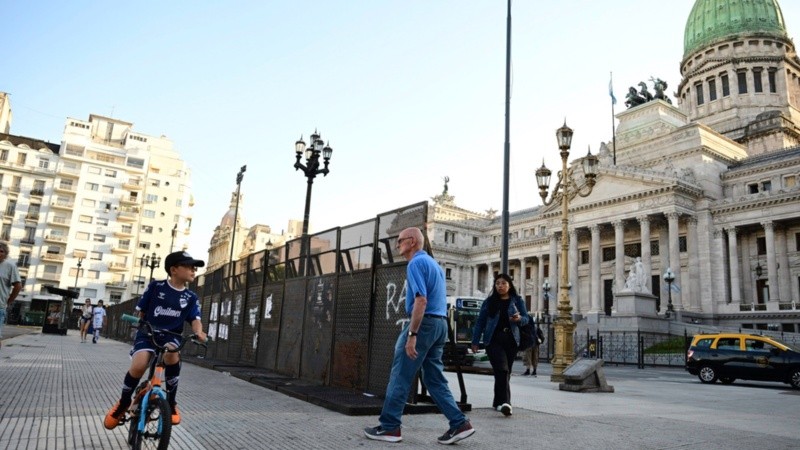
119, 313, 208, 450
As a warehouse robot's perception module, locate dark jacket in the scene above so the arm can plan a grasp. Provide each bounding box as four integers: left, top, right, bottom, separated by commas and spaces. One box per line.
471, 295, 530, 347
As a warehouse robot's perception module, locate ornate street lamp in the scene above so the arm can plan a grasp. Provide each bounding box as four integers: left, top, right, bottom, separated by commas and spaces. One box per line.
754, 262, 763, 278
542, 278, 551, 320
535, 121, 598, 382
141, 252, 162, 283
294, 130, 333, 276
663, 268, 675, 318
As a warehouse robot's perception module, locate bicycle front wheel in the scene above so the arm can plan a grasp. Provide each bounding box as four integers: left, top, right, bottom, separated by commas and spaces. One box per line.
131, 395, 172, 450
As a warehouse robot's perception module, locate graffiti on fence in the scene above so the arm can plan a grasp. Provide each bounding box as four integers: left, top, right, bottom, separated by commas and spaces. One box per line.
385, 280, 409, 328
233, 293, 242, 325
264, 294, 273, 319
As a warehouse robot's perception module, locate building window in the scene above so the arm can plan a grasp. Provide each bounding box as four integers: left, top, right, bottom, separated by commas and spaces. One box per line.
624, 243, 641, 258
101, 185, 113, 194
90, 251, 102, 260
38, 159, 50, 169
0, 149, 7, 161
105, 169, 117, 178
81, 198, 95, 207
783, 175, 796, 189
143, 210, 156, 218
695, 83, 704, 105
109, 292, 122, 303
748, 183, 759, 194
602, 247, 615, 262
17, 153, 27, 165
79, 215, 93, 224
761, 180, 772, 192
679, 236, 687, 253
18, 252, 31, 268
444, 231, 456, 244
796, 233, 800, 251
753, 68, 763, 93
76, 232, 90, 240
445, 268, 452, 280
650, 240, 660, 256
737, 71, 748, 94
472, 236, 479, 246
85, 182, 98, 191
768, 69, 777, 93
580, 250, 590, 265
88, 166, 101, 174
93, 235, 106, 243
708, 78, 717, 101
139, 242, 151, 250
84, 288, 97, 297
150, 179, 160, 187
141, 225, 153, 234
757, 237, 767, 255
96, 218, 108, 226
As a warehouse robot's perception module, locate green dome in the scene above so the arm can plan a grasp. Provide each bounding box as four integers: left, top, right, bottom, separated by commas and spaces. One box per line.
684, 0, 788, 58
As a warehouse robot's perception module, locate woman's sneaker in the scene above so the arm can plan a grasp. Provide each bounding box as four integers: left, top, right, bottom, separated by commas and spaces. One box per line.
437, 421, 475, 445
364, 425, 402, 442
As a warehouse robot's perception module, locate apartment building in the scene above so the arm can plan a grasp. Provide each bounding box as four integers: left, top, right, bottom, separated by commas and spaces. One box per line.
1, 112, 194, 304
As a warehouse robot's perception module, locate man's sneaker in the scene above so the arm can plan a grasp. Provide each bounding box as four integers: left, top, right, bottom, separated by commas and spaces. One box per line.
437, 421, 475, 445
364, 425, 402, 443
498, 403, 512, 416
171, 404, 181, 425
522, 369, 531, 376
104, 400, 130, 430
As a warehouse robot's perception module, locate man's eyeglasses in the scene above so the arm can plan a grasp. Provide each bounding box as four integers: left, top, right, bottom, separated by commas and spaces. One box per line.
396, 237, 413, 246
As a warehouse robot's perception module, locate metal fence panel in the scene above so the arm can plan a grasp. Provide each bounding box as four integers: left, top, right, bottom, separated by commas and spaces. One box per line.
299, 274, 337, 384
367, 263, 408, 393
240, 283, 262, 365
275, 278, 306, 377
331, 270, 373, 389
255, 281, 284, 370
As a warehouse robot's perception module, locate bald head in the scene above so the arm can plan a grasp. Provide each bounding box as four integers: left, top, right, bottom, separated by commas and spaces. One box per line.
397, 227, 424, 259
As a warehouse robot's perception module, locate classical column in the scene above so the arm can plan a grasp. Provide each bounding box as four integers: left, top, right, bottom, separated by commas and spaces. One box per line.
454, 264, 462, 297
686, 216, 700, 311
472, 266, 479, 295
549, 233, 559, 316
777, 227, 792, 303
590, 224, 601, 313
613, 220, 625, 293
763, 221, 778, 302
537, 254, 545, 314
637, 216, 652, 292
727, 228, 741, 304
530, 258, 540, 312
517, 259, 526, 299
666, 212, 682, 309
569, 228, 579, 313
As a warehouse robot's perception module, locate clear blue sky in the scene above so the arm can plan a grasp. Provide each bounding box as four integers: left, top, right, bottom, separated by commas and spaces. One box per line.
4, 1, 799, 257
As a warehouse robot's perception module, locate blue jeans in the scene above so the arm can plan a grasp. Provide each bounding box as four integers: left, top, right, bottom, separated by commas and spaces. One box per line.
0, 308, 6, 339
379, 316, 466, 431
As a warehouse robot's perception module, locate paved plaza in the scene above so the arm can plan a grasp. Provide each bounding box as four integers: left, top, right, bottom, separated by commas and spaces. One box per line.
1, 326, 798, 449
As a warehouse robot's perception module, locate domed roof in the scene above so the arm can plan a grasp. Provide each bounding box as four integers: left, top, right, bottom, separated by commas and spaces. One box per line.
684, 0, 788, 58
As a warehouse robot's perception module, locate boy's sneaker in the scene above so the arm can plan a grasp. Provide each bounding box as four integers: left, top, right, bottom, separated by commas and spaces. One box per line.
104, 400, 130, 430
171, 404, 181, 425
364, 425, 402, 443
437, 421, 475, 445
498, 403, 513, 416
92, 336, 97, 344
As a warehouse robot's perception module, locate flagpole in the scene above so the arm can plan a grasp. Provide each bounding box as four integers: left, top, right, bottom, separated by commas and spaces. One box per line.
610, 71, 617, 166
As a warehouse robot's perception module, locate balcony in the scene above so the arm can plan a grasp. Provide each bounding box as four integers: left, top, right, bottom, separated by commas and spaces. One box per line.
47, 216, 71, 227
778, 302, 799, 311
105, 281, 129, 289
111, 244, 133, 254
57, 166, 81, 178
120, 196, 141, 206
20, 237, 36, 246
54, 183, 77, 194
30, 189, 45, 197
41, 253, 65, 262
38, 272, 62, 282
117, 208, 139, 222
8, 186, 21, 195
50, 200, 75, 210
123, 178, 144, 190
109, 262, 128, 272
3, 208, 14, 218
25, 213, 40, 222
739, 303, 768, 312
44, 234, 67, 243
114, 227, 134, 238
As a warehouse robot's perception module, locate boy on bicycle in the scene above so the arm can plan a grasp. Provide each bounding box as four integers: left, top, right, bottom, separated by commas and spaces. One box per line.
104, 251, 207, 430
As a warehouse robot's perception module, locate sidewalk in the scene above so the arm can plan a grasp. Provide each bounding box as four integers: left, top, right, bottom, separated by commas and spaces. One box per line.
1, 327, 798, 449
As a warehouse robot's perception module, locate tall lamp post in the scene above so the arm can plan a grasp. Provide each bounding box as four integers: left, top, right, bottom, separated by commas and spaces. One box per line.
141, 252, 161, 283
170, 224, 178, 253
535, 122, 598, 382
294, 130, 333, 276
229, 165, 247, 268
74, 256, 84, 293
663, 268, 675, 318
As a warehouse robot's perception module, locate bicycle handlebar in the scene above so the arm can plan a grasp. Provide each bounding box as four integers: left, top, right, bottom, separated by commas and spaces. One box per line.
120, 313, 211, 351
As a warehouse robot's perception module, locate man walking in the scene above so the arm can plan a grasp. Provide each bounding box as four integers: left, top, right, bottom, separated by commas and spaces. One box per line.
0, 242, 22, 350
364, 227, 475, 445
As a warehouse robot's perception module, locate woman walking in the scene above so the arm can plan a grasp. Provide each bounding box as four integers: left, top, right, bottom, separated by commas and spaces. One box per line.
79, 299, 92, 343
471, 274, 530, 416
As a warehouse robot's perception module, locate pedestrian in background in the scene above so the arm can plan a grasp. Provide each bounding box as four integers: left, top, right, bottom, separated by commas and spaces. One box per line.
0, 242, 22, 350
522, 319, 545, 377
471, 273, 529, 416
79, 299, 93, 343
91, 300, 106, 344
364, 227, 475, 445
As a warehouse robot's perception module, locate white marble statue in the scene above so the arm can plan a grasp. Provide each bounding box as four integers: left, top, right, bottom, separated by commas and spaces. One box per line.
623, 257, 650, 294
